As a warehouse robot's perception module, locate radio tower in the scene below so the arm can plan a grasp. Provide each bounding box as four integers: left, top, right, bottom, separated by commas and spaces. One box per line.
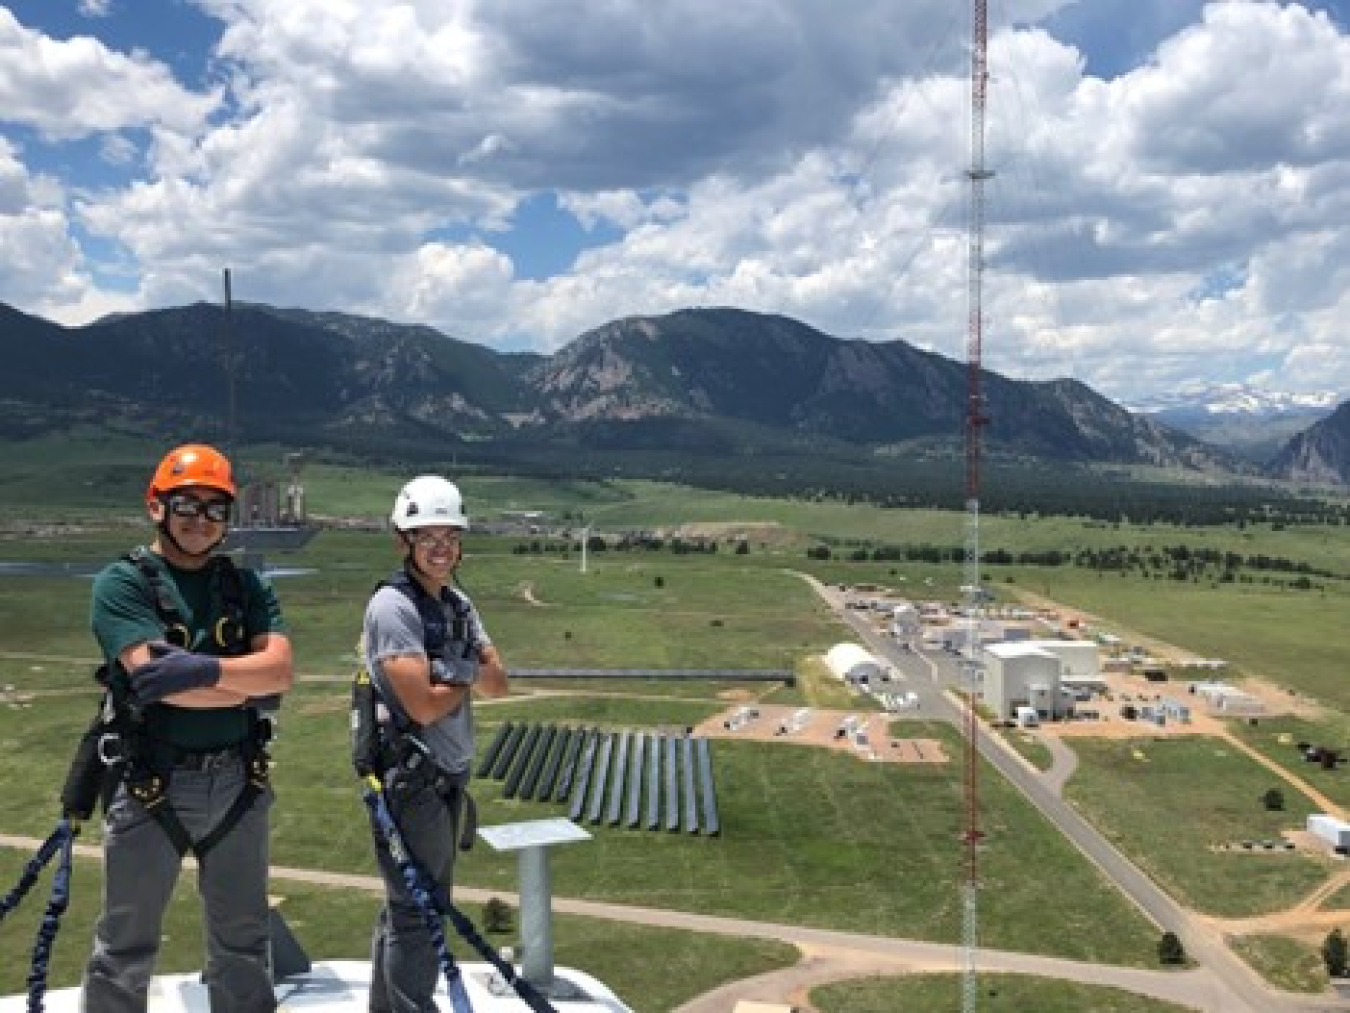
961, 1, 992, 1011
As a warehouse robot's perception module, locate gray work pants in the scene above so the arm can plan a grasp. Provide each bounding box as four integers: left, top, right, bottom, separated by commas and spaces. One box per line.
368, 764, 463, 1013
81, 756, 276, 1013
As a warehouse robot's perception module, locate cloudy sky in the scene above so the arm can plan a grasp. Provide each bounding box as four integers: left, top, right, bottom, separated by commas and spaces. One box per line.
3, 1, 1350, 405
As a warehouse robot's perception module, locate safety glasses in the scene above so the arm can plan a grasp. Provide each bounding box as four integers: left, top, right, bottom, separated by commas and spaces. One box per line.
164, 493, 233, 523
409, 530, 462, 549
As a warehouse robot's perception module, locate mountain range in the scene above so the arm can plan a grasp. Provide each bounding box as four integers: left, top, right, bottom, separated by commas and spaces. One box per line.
3, 300, 1349, 490
1127, 382, 1341, 465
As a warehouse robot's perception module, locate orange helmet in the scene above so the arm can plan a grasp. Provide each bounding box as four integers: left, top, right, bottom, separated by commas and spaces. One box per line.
146, 444, 237, 503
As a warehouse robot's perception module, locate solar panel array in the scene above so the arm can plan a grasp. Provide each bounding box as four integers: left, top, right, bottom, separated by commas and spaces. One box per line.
477, 722, 720, 837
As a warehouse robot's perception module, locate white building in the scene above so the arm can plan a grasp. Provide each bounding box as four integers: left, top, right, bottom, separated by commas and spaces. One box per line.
982, 639, 1101, 721
1032, 640, 1100, 679
891, 601, 921, 636
983, 642, 1064, 721
824, 643, 886, 685
1190, 680, 1265, 715
1308, 814, 1350, 849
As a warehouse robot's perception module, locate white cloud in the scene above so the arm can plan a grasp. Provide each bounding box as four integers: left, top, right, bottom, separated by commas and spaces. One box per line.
0, 8, 217, 141
4, 1, 1350, 404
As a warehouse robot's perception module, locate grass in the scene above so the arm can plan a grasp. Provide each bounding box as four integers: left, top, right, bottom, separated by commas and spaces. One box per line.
997, 728, 1056, 772
1064, 736, 1330, 917
0, 684, 1163, 970
1321, 882, 1350, 911
811, 972, 1198, 1012
1226, 715, 1350, 813
1227, 934, 1330, 994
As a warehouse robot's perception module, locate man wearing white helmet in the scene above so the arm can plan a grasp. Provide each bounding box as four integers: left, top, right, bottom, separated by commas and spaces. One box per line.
360, 475, 508, 1012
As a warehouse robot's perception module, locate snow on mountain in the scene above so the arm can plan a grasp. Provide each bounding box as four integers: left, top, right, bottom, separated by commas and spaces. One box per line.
1126, 382, 1341, 417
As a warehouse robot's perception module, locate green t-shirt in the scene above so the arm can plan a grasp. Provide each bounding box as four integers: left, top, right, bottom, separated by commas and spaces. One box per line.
90, 548, 286, 750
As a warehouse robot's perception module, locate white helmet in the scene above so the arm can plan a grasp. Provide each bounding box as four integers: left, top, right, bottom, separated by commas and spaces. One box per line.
391, 475, 468, 530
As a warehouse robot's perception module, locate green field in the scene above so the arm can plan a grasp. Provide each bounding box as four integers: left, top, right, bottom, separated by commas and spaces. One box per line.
1065, 737, 1329, 917
812, 972, 1198, 1012
3, 444, 1350, 1006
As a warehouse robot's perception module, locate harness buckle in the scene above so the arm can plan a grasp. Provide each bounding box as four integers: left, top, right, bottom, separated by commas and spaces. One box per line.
96, 733, 125, 766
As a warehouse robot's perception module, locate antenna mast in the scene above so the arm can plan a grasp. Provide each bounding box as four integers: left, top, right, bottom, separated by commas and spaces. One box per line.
222, 267, 238, 456
961, 1, 992, 1010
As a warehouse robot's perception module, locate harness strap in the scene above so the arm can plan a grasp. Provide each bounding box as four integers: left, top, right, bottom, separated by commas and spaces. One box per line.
127, 546, 188, 643
24, 819, 75, 1010
361, 776, 559, 1013
361, 777, 474, 1013
383, 568, 475, 660
192, 749, 270, 857
126, 547, 249, 654
121, 759, 193, 856
0, 823, 71, 924
0, 819, 77, 1011
123, 736, 271, 860
457, 789, 478, 853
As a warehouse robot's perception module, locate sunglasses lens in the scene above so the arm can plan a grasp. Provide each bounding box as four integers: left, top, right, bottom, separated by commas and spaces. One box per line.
167, 495, 232, 522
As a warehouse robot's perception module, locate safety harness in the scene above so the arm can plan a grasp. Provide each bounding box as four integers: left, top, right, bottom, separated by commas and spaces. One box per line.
352, 568, 477, 807
60, 547, 273, 859
352, 570, 556, 1011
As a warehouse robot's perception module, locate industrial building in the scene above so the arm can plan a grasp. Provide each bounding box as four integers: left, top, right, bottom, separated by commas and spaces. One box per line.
981, 639, 1101, 721
890, 601, 921, 637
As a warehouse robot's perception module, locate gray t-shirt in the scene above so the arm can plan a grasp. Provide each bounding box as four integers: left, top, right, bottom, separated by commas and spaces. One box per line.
362, 583, 491, 776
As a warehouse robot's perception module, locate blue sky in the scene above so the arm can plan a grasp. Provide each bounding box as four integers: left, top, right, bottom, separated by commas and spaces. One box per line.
4, 1, 1350, 404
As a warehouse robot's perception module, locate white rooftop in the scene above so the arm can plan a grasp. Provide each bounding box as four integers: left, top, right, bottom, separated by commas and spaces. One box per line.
0, 960, 632, 1012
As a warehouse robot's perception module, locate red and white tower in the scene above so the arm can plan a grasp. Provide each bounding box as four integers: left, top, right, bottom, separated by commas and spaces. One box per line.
961, 1, 992, 1010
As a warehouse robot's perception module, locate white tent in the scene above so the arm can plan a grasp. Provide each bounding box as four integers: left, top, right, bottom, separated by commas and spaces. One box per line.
825, 643, 884, 684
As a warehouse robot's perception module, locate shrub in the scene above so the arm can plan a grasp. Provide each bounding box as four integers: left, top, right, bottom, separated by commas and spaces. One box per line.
1157, 930, 1185, 965
483, 896, 514, 934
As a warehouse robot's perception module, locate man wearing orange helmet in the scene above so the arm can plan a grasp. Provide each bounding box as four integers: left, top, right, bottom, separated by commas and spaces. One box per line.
81, 443, 294, 1013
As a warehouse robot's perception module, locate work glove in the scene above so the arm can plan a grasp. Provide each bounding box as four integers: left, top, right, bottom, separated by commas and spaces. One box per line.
129, 641, 222, 705
430, 655, 478, 686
